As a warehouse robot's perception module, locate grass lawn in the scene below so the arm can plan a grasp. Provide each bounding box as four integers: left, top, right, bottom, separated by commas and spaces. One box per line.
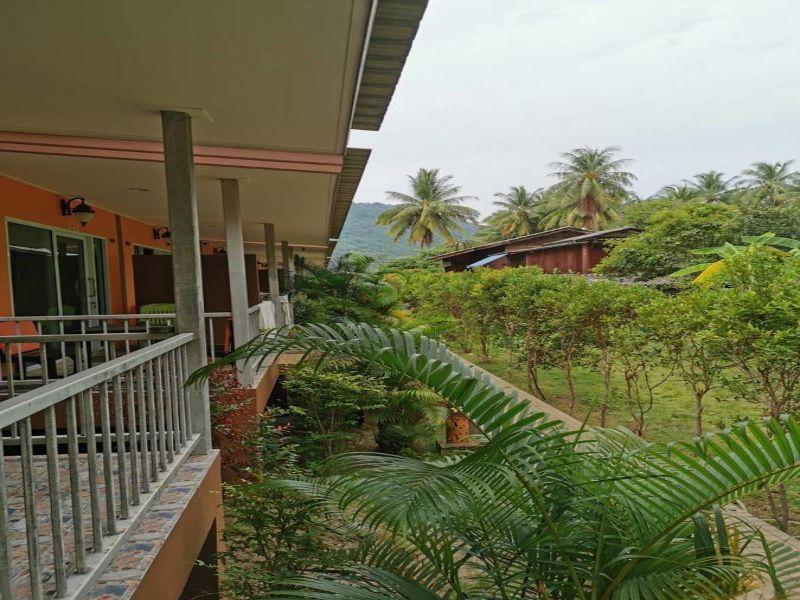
462, 347, 800, 533
463, 348, 762, 442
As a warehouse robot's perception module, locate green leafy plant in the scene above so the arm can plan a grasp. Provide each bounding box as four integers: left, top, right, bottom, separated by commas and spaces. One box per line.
217, 410, 344, 598
283, 365, 388, 460
191, 323, 800, 599
670, 232, 800, 283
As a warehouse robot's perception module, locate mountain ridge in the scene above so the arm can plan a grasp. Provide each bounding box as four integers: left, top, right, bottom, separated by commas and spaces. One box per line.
332, 201, 478, 262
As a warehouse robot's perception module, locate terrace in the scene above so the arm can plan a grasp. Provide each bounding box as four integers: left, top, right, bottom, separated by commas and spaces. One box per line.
0, 0, 427, 597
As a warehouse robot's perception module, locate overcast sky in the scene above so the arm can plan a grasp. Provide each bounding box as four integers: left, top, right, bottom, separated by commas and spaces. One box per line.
348, 0, 799, 218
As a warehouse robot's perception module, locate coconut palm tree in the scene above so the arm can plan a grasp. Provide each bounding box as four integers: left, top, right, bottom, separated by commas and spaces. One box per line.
683, 171, 738, 203
193, 323, 800, 599
377, 168, 479, 247
540, 146, 635, 231
740, 160, 800, 207
654, 184, 695, 203
490, 185, 546, 237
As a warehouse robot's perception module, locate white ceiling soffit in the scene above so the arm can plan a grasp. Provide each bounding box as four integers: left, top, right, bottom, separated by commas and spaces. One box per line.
0, 0, 380, 247
0, 151, 336, 247
0, 0, 372, 153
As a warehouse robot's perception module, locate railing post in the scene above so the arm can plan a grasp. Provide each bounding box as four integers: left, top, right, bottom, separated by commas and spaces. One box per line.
264, 223, 284, 327
161, 110, 211, 453
222, 178, 253, 386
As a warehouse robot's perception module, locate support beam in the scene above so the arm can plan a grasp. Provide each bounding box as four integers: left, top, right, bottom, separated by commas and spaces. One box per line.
161, 111, 211, 453
221, 178, 252, 386
281, 240, 294, 294
263, 224, 283, 327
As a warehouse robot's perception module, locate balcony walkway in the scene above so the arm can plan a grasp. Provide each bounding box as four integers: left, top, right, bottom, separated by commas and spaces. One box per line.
6, 450, 217, 599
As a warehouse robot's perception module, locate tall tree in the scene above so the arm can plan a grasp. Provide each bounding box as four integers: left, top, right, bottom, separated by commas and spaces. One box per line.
654, 184, 695, 203
683, 171, 737, 203
489, 185, 545, 237
740, 160, 800, 206
540, 146, 635, 231
377, 168, 479, 247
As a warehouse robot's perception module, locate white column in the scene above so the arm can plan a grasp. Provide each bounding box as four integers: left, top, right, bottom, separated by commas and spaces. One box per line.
221, 178, 252, 386
263, 223, 283, 327
161, 110, 211, 453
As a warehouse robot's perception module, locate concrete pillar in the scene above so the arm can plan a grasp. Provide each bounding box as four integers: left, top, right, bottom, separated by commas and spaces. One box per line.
281, 240, 293, 294
161, 110, 211, 453
263, 224, 283, 327
221, 178, 252, 386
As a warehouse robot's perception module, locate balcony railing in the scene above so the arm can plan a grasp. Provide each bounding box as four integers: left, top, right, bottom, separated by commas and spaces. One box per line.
0, 297, 291, 398
0, 298, 291, 597
0, 333, 198, 598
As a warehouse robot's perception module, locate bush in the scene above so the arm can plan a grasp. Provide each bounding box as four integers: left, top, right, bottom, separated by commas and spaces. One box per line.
218, 411, 344, 598
283, 366, 387, 460
375, 422, 415, 455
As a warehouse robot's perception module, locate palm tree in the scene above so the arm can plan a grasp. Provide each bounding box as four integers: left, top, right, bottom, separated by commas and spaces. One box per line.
683, 171, 737, 203
654, 184, 695, 203
740, 160, 800, 207
377, 168, 479, 247
540, 146, 635, 231
193, 323, 800, 599
490, 185, 546, 237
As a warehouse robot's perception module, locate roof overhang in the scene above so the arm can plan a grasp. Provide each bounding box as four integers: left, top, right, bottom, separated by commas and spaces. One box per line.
351, 0, 428, 130
432, 227, 588, 260
0, 1, 426, 265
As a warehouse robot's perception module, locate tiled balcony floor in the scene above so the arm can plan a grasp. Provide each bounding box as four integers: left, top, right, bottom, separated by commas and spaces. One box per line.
5, 450, 216, 599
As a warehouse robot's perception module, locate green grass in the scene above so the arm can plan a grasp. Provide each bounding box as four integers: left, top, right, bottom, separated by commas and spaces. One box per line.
463, 348, 761, 443
463, 348, 800, 533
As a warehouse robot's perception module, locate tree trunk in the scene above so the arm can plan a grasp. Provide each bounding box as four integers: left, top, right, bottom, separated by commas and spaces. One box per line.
600, 361, 612, 427
480, 336, 489, 363
525, 357, 549, 402
694, 389, 703, 437
564, 360, 576, 415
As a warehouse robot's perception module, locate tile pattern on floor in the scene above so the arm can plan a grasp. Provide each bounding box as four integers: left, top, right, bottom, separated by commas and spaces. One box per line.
4, 451, 216, 599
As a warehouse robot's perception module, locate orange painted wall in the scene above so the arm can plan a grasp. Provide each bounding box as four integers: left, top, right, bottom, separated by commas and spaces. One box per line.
0, 176, 170, 316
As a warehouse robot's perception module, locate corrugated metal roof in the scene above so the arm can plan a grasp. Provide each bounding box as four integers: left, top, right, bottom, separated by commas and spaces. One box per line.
351, 0, 428, 131
465, 253, 506, 269
432, 227, 587, 260
327, 148, 371, 258
509, 227, 641, 253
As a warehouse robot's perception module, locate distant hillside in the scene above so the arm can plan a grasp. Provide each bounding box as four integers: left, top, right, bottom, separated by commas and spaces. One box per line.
333, 202, 478, 263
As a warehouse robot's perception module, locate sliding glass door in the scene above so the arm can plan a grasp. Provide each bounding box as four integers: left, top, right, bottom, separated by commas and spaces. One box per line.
7, 221, 108, 317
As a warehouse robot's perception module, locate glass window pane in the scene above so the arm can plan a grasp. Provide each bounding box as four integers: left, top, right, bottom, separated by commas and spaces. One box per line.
56, 235, 87, 316
8, 222, 59, 316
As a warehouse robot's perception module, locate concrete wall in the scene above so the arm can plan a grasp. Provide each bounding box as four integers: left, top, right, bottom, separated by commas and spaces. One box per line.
0, 176, 170, 315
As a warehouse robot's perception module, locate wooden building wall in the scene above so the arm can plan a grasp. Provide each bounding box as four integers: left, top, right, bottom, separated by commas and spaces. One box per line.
133, 254, 260, 310
524, 244, 607, 273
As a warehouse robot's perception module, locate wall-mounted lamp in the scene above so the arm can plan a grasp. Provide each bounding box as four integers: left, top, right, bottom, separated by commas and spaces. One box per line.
60, 197, 95, 227
153, 227, 171, 240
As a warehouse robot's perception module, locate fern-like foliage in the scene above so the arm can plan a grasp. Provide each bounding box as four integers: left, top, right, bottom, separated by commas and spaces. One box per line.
190, 322, 800, 599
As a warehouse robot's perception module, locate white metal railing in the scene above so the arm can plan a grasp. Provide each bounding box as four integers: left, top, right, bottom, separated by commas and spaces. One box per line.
0, 299, 291, 397
0, 333, 197, 599
0, 314, 176, 402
